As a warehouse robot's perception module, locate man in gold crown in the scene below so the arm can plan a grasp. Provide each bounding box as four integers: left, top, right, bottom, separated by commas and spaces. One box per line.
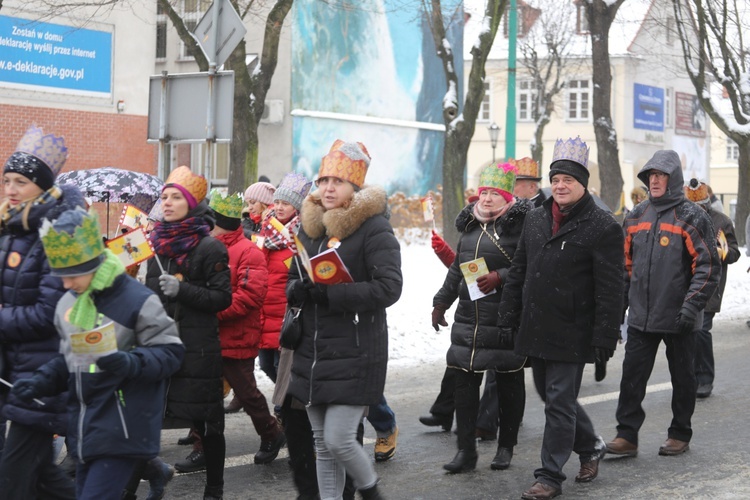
498, 137, 624, 499
0, 126, 85, 500
11, 208, 184, 500
512, 157, 547, 208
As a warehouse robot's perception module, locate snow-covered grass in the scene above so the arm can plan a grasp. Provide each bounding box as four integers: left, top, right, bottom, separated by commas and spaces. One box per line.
385, 237, 750, 367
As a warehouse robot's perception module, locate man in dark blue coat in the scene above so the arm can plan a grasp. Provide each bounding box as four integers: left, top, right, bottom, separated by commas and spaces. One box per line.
499, 137, 624, 500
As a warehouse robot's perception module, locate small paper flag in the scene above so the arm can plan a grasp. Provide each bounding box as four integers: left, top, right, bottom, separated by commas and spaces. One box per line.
106, 228, 155, 268
119, 204, 149, 230
421, 196, 434, 223
717, 229, 728, 261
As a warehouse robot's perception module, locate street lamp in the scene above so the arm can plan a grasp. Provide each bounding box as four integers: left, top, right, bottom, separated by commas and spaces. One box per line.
488, 122, 501, 163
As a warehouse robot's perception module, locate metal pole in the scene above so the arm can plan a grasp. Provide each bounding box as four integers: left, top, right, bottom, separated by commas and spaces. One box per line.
204, 0, 221, 181
505, 0, 517, 160
158, 70, 169, 180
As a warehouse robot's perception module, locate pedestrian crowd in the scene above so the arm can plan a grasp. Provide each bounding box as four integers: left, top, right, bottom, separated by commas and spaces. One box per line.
0, 126, 742, 500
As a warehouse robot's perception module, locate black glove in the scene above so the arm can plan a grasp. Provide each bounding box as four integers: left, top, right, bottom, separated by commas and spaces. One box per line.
431, 304, 449, 331
594, 347, 615, 382
96, 351, 142, 379
498, 326, 516, 350
11, 376, 45, 403
676, 306, 697, 335
288, 279, 308, 305
307, 283, 329, 305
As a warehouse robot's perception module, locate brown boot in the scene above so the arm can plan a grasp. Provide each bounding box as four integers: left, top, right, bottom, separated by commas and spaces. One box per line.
521, 482, 561, 500
605, 437, 638, 457
658, 438, 689, 456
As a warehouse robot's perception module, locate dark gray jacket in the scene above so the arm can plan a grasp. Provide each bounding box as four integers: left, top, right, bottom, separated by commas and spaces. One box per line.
623, 150, 720, 333
705, 207, 740, 312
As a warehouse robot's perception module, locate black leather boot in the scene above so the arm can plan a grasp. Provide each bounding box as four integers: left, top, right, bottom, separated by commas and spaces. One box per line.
443, 450, 478, 473
418, 413, 452, 431
490, 446, 513, 470
359, 483, 384, 499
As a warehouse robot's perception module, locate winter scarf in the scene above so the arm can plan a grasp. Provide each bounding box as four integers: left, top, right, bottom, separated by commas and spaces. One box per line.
551, 201, 568, 236
68, 249, 126, 330
473, 197, 515, 223
150, 216, 211, 266
261, 210, 300, 251
0, 185, 62, 232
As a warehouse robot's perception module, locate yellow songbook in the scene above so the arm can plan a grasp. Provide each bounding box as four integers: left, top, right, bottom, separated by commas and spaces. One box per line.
460, 257, 495, 301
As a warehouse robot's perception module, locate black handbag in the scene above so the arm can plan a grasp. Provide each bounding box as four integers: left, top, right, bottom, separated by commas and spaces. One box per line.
279, 304, 303, 350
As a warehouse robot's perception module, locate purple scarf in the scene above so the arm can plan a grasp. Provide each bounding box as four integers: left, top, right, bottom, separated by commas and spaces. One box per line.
150, 216, 211, 266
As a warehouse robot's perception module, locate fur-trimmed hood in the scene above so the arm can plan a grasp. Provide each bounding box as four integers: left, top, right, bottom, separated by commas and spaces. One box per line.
455, 197, 534, 235
300, 185, 389, 240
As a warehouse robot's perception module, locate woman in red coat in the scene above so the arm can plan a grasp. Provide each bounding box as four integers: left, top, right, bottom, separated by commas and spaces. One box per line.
257, 172, 312, 382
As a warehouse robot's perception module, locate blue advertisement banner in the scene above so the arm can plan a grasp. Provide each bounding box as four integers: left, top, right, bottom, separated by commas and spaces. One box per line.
633, 83, 664, 131
0, 15, 112, 95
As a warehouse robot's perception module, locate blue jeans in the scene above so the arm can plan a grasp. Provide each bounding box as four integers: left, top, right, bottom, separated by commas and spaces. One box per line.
77, 457, 140, 500
258, 348, 280, 383
307, 404, 377, 500
366, 395, 396, 438
694, 312, 715, 386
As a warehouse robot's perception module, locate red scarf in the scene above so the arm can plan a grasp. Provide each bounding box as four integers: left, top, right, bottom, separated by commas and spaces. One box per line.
150, 216, 211, 266
551, 201, 567, 236
261, 210, 300, 251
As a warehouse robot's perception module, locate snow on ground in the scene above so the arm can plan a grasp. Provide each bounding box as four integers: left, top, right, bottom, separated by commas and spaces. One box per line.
386, 236, 750, 367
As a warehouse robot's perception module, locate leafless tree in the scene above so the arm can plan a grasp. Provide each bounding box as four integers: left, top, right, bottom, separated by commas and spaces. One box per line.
583, 0, 626, 212
423, 0, 506, 245
673, 0, 749, 243
158, 0, 293, 192
517, 0, 582, 167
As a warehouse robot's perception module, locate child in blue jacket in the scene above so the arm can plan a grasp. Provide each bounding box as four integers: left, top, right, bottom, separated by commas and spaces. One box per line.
12, 208, 184, 500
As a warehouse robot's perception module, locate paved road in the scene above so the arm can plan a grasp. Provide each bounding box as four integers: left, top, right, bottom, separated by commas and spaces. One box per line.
143, 318, 750, 499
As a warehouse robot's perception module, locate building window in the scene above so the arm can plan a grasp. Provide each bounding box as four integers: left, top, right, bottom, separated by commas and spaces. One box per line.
518, 80, 538, 121
664, 87, 673, 127
567, 79, 590, 121
577, 4, 589, 34
180, 0, 211, 59
727, 139, 740, 161
478, 81, 491, 122
156, 1, 167, 60
503, 1, 540, 38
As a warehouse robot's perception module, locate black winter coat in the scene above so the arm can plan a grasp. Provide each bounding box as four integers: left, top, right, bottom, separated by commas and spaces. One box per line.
286, 187, 402, 407
146, 205, 232, 428
0, 184, 84, 434
705, 208, 739, 313
498, 193, 624, 363
433, 199, 532, 372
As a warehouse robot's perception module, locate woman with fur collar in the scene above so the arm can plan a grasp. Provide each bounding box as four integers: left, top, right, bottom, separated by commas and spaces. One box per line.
432, 163, 533, 475
286, 140, 402, 500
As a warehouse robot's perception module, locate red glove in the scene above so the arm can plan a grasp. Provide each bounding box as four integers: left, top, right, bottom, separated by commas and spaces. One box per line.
476, 270, 501, 294
431, 230, 456, 268
431, 304, 449, 331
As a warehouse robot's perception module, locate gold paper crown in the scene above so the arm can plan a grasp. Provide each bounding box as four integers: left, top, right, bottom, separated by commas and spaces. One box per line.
209, 190, 244, 219
15, 126, 68, 175
509, 157, 540, 179
165, 166, 208, 204
39, 209, 105, 271
318, 140, 371, 188
552, 136, 589, 169
685, 178, 709, 204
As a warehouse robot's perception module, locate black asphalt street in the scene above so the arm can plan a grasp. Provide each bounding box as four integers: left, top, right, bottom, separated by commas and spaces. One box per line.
144, 317, 750, 499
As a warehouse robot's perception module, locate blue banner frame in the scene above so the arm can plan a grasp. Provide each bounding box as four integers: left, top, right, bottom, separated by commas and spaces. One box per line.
633, 83, 664, 131
0, 15, 112, 95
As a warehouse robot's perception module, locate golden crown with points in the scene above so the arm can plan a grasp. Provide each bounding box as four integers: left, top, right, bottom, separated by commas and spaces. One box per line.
15, 126, 68, 175
165, 166, 208, 204
39, 209, 105, 271
318, 140, 371, 188
209, 190, 244, 219
509, 157, 540, 179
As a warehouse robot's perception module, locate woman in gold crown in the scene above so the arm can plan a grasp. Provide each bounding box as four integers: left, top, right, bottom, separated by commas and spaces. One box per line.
145, 166, 232, 500
0, 126, 83, 499
285, 140, 402, 500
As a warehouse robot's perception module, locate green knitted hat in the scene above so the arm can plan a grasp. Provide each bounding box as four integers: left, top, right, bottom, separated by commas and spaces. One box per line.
477, 162, 518, 202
